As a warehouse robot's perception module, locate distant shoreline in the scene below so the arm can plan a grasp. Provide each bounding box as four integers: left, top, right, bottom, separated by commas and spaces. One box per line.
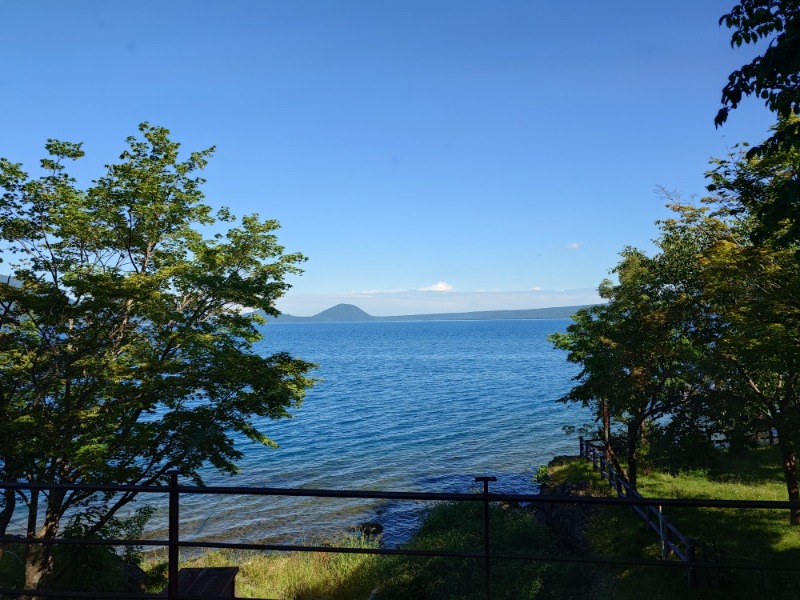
271, 316, 577, 324
258, 303, 594, 323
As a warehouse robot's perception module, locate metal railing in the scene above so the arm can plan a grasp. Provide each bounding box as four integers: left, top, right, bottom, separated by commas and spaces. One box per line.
3, 449, 800, 599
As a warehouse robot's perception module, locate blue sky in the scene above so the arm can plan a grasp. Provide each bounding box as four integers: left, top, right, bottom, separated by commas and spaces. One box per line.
3, 1, 775, 315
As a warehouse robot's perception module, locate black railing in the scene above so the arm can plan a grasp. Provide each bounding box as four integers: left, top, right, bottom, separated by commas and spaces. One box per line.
3, 449, 800, 599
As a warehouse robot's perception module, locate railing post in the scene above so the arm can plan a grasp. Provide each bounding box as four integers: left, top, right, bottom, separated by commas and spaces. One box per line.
687, 538, 698, 589
475, 476, 496, 600
168, 470, 181, 600
579, 436, 584, 457
658, 504, 666, 560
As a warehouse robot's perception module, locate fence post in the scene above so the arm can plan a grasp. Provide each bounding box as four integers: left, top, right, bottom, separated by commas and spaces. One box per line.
658, 505, 666, 560
168, 470, 181, 600
687, 538, 698, 589
579, 436, 584, 457
475, 476, 496, 600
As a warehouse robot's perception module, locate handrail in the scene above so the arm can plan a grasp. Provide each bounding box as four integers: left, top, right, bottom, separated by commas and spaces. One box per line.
2, 479, 795, 509
577, 437, 775, 584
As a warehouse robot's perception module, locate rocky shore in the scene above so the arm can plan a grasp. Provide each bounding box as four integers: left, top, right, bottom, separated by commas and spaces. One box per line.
533, 455, 598, 554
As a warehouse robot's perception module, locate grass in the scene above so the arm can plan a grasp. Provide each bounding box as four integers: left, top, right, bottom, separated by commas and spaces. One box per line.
546, 447, 800, 600
138, 501, 588, 599
370, 501, 588, 599
150, 534, 381, 599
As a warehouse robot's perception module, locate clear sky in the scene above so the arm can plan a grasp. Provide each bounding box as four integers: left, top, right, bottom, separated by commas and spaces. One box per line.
3, 1, 776, 316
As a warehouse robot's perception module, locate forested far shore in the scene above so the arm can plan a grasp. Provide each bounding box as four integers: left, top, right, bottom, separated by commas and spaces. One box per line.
257, 303, 594, 323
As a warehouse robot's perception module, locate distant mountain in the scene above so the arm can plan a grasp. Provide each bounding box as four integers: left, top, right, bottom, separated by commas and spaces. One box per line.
262, 303, 593, 323
267, 303, 373, 323
0, 274, 22, 288
316, 304, 376, 321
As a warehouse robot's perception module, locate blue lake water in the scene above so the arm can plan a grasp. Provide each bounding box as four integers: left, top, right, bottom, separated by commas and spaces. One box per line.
170, 318, 586, 547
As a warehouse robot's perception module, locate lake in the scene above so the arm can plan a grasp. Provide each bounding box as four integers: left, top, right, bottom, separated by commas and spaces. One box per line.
170, 318, 586, 547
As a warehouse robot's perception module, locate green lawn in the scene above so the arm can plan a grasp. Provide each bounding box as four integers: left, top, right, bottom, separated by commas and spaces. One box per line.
546, 448, 800, 600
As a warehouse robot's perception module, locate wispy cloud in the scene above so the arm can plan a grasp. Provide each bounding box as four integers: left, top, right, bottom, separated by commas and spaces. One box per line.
418, 281, 454, 292
566, 242, 581, 250
531, 285, 542, 291
355, 288, 408, 295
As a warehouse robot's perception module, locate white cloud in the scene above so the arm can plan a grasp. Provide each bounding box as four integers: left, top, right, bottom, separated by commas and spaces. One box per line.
418, 281, 454, 292
566, 242, 581, 250
531, 285, 542, 291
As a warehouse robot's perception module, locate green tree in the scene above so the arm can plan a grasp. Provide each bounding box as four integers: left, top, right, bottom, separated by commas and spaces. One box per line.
0, 124, 315, 589
702, 133, 800, 523
716, 0, 800, 130
716, 1, 800, 239
552, 267, 673, 489
709, 116, 800, 247
551, 205, 723, 487
701, 236, 800, 523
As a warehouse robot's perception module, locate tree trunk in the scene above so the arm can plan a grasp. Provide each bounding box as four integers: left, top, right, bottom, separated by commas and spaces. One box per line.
0, 486, 15, 536
778, 442, 800, 525
626, 420, 639, 489
23, 489, 64, 592
602, 398, 611, 462
24, 543, 53, 592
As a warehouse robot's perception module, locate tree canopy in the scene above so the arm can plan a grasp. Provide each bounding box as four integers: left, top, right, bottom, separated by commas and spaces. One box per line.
550, 205, 721, 487
716, 0, 800, 130
0, 124, 315, 588
552, 133, 800, 522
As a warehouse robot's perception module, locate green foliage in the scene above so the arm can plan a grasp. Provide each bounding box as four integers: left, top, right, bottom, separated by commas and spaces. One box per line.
62, 504, 154, 566
0, 545, 24, 589
698, 129, 800, 523
0, 123, 315, 588
647, 422, 720, 473
716, 2, 800, 239
533, 464, 550, 484
549, 202, 724, 486
716, 1, 800, 129
554, 126, 800, 524
708, 116, 800, 245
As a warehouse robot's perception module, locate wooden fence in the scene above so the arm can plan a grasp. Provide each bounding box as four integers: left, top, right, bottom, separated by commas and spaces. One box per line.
578, 437, 705, 585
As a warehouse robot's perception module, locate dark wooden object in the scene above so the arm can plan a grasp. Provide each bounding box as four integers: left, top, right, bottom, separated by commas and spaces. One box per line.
164, 567, 239, 599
